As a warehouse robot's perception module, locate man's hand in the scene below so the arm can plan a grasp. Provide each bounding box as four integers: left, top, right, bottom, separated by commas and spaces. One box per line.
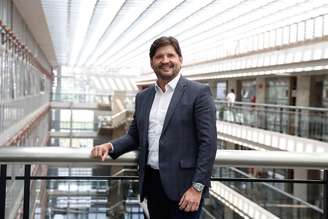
178, 186, 202, 212
90, 143, 113, 161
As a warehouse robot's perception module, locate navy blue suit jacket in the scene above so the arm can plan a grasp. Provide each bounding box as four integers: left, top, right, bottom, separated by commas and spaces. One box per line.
110, 76, 217, 201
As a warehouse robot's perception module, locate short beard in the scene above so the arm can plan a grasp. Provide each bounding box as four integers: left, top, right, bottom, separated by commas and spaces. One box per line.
155, 69, 180, 82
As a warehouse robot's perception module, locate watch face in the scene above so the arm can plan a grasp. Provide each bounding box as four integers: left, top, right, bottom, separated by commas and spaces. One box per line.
193, 183, 204, 192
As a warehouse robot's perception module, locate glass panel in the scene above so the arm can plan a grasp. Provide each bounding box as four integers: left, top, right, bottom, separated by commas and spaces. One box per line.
212, 166, 323, 219
28, 166, 239, 219
323, 79, 328, 107
43, 179, 143, 218
276, 28, 283, 46
33, 165, 144, 218
305, 19, 314, 40
297, 21, 305, 41
241, 80, 256, 102
290, 23, 297, 43
324, 14, 328, 36
215, 99, 328, 142
314, 16, 324, 38
283, 26, 290, 45
266, 78, 289, 105
4, 164, 25, 219
264, 31, 270, 49
258, 33, 264, 50
216, 82, 226, 100
252, 35, 258, 51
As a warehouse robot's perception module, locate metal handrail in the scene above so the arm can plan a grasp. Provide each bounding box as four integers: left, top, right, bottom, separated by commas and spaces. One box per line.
1, 147, 328, 219
0, 147, 328, 169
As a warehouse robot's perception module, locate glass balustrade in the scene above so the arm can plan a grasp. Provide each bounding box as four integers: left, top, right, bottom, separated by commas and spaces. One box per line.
215, 100, 328, 142
1, 148, 327, 219
1, 164, 325, 219
51, 93, 111, 104
51, 121, 99, 132
212, 165, 323, 219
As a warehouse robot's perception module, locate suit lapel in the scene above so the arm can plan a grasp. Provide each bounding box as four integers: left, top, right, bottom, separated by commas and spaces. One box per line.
143, 86, 156, 144
161, 77, 187, 136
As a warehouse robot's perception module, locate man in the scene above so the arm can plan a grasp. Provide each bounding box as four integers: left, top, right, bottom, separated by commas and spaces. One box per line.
91, 36, 217, 219
226, 89, 236, 107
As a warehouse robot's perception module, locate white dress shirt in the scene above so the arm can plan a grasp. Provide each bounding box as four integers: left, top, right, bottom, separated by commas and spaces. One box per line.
226, 92, 235, 107
147, 73, 181, 169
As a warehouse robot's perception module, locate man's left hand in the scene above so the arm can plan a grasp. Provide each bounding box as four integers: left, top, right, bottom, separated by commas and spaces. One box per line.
178, 186, 202, 212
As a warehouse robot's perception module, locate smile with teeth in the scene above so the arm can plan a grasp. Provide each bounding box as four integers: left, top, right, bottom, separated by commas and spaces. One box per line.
160, 64, 173, 70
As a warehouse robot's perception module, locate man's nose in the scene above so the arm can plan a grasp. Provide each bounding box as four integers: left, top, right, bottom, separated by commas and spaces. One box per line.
161, 55, 169, 63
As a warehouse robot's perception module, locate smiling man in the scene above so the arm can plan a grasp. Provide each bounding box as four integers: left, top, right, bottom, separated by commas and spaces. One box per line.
91, 36, 217, 219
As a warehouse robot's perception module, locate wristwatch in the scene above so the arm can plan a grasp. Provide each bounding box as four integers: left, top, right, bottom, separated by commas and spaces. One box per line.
192, 182, 205, 193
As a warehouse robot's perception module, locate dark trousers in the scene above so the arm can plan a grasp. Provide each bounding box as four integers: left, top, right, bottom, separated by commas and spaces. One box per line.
144, 166, 203, 219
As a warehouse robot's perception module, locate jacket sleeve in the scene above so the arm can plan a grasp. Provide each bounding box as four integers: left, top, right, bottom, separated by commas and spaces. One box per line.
192, 85, 217, 187
109, 94, 140, 159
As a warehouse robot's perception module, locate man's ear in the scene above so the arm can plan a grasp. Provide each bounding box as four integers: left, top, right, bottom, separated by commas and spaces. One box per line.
179, 56, 183, 64
150, 60, 154, 69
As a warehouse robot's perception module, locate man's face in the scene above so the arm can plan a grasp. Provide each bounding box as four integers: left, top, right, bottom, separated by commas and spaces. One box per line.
150, 45, 183, 81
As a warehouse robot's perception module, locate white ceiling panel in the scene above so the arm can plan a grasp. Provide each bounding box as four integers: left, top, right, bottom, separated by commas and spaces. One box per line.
33, 0, 328, 75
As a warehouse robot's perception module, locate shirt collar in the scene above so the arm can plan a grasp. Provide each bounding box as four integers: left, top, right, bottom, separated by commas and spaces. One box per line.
155, 73, 181, 93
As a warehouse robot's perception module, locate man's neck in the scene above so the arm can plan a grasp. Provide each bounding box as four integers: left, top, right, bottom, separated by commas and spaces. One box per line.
156, 73, 181, 92
157, 79, 168, 92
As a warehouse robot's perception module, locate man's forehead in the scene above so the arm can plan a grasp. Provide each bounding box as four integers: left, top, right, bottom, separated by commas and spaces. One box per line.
154, 45, 178, 55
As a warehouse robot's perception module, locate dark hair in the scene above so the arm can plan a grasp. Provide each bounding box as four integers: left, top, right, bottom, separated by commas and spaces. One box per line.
149, 36, 182, 59
231, 89, 235, 93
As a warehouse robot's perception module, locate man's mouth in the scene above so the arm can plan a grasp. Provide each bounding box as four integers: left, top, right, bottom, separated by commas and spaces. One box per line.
160, 64, 172, 70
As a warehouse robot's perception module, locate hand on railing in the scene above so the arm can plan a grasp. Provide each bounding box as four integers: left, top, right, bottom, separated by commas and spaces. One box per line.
91, 143, 113, 161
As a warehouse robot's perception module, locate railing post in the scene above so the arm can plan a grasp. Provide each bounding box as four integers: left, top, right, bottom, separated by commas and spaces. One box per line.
320, 111, 324, 141
279, 107, 283, 133
0, 165, 7, 218
297, 108, 301, 137
324, 170, 328, 219
23, 165, 31, 219
264, 105, 268, 130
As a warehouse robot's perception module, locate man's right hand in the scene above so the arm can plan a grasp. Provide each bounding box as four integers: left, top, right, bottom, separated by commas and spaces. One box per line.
90, 143, 113, 161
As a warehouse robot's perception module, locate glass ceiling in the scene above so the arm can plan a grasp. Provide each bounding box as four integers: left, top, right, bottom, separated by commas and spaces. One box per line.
41, 0, 328, 75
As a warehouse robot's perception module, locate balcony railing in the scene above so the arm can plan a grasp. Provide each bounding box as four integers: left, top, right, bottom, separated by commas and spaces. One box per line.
215, 100, 328, 142
51, 121, 99, 131
51, 93, 111, 104
0, 147, 328, 218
